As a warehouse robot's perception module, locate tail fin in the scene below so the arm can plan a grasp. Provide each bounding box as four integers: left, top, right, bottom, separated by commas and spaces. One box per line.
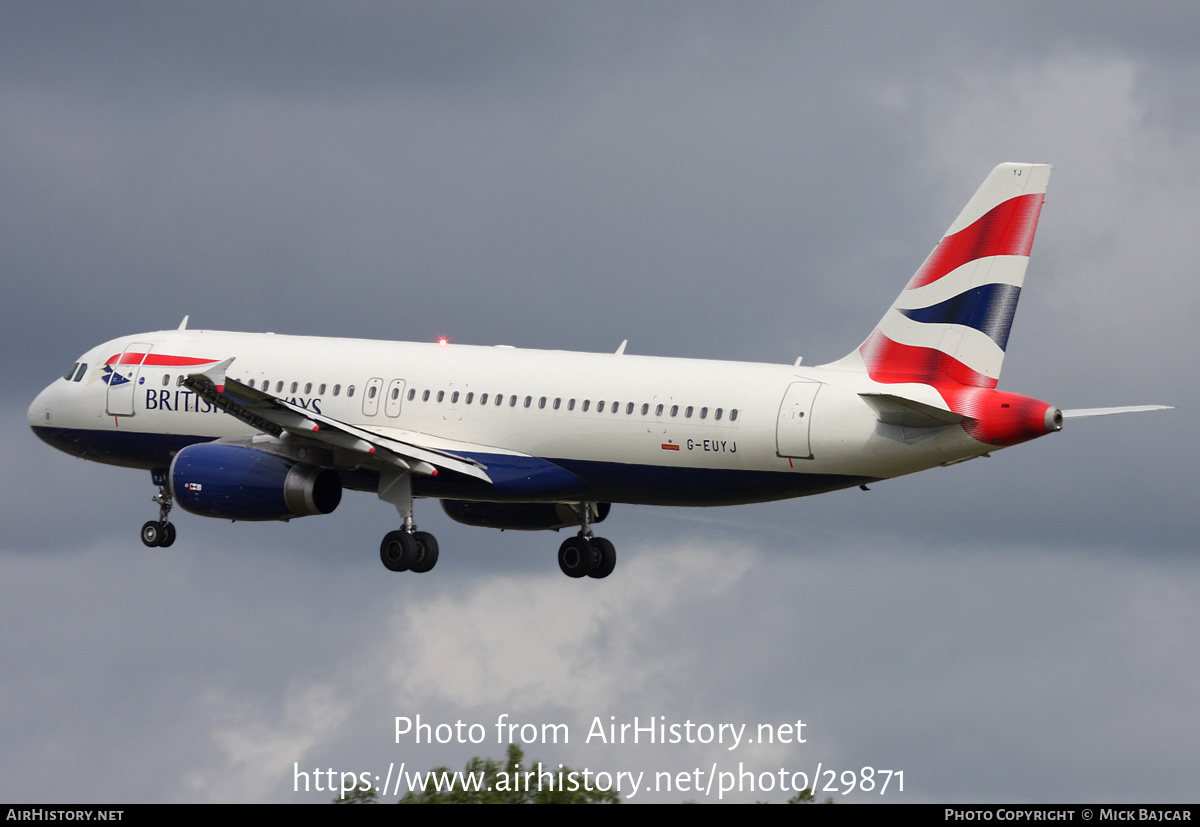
824, 163, 1051, 388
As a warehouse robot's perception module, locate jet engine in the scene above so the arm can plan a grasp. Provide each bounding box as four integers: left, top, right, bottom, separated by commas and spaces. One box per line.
169, 442, 342, 521
441, 500, 610, 531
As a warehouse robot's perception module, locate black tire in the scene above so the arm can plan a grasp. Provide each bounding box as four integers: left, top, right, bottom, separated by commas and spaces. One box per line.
410, 532, 440, 573
158, 522, 177, 548
141, 521, 162, 547
380, 530, 415, 572
587, 537, 616, 579
558, 536, 594, 578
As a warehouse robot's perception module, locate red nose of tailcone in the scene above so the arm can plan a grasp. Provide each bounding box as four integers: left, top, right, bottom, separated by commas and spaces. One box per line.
944, 388, 1061, 447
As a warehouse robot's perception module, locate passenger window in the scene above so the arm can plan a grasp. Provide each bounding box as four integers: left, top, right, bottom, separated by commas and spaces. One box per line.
671, 405, 678, 417
465, 392, 474, 404
640, 403, 648, 415
162, 374, 170, 387
655, 404, 663, 416
538, 397, 546, 409
368, 386, 377, 399
304, 383, 312, 394
582, 400, 590, 412
700, 407, 708, 419
524, 396, 532, 408
451, 391, 459, 403
276, 381, 284, 393
247, 379, 255, 389
177, 376, 185, 387
391, 388, 399, 400
509, 395, 517, 407
612, 401, 620, 414
437, 391, 445, 403
291, 382, 298, 393
347, 385, 356, 398
685, 406, 693, 418
333, 385, 341, 396
422, 390, 430, 401
407, 389, 415, 401
626, 402, 634, 415
730, 409, 738, 421
553, 398, 561, 410
568, 399, 575, 411
597, 401, 606, 413
715, 408, 723, 421
319, 384, 327, 395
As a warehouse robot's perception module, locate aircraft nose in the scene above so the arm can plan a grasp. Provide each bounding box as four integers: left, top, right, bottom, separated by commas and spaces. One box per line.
28, 383, 56, 431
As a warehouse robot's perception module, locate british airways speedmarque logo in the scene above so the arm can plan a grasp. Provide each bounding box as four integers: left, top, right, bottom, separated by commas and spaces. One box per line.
101, 352, 219, 385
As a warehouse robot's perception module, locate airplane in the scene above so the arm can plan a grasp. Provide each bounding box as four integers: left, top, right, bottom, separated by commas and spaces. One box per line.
28, 163, 1170, 579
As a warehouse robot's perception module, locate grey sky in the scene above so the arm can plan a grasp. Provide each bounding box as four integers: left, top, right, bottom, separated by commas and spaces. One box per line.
2, 2, 1196, 803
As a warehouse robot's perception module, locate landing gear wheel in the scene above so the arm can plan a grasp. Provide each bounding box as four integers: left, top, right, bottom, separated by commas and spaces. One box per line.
558, 536, 594, 578
587, 537, 616, 579
409, 532, 440, 573
158, 522, 177, 548
141, 521, 163, 548
380, 530, 416, 572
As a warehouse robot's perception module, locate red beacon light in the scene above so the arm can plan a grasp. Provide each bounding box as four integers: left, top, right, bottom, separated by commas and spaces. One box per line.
437, 337, 448, 347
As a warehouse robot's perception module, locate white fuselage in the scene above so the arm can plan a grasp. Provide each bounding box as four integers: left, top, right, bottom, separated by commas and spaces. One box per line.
30, 328, 991, 507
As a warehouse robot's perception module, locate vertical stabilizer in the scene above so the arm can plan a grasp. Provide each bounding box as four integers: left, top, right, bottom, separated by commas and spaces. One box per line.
824, 163, 1051, 388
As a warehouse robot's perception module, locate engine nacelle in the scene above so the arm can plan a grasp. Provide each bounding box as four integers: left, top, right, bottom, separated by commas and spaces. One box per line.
441, 500, 610, 531
169, 443, 342, 521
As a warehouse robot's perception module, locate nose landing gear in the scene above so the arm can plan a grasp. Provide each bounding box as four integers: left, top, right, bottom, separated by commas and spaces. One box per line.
141, 471, 176, 548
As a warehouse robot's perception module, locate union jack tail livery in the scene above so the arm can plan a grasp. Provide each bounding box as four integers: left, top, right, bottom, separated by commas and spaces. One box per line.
829, 163, 1051, 389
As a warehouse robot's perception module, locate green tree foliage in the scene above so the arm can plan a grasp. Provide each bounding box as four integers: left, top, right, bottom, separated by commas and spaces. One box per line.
399, 744, 618, 804
330, 744, 618, 804
787, 787, 836, 804
332, 784, 378, 804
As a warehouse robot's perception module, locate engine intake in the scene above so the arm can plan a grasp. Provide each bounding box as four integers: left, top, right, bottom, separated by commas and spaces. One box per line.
169, 442, 341, 521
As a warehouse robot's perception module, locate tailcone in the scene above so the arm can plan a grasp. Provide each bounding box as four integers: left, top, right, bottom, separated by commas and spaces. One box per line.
943, 387, 1061, 447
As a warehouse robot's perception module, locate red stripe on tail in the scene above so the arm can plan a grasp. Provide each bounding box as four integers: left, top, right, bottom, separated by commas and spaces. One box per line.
859, 330, 998, 388
906, 193, 1044, 290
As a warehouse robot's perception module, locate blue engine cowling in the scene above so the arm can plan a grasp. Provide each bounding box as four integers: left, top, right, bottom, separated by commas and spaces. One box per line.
169, 443, 342, 521
441, 500, 610, 531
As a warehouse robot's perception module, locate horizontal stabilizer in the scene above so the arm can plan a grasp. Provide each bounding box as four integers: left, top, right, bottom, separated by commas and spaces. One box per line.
1062, 405, 1173, 419
859, 392, 971, 428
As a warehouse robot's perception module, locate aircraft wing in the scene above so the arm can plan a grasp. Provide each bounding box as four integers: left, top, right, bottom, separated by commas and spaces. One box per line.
182, 359, 493, 483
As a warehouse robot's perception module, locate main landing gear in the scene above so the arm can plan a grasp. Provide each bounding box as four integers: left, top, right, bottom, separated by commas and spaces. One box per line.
377, 467, 439, 574
558, 535, 616, 579
557, 503, 616, 579
141, 472, 176, 548
380, 529, 439, 573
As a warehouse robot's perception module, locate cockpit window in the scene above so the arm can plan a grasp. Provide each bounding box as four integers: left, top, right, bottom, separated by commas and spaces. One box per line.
72, 363, 87, 382
63, 362, 79, 381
